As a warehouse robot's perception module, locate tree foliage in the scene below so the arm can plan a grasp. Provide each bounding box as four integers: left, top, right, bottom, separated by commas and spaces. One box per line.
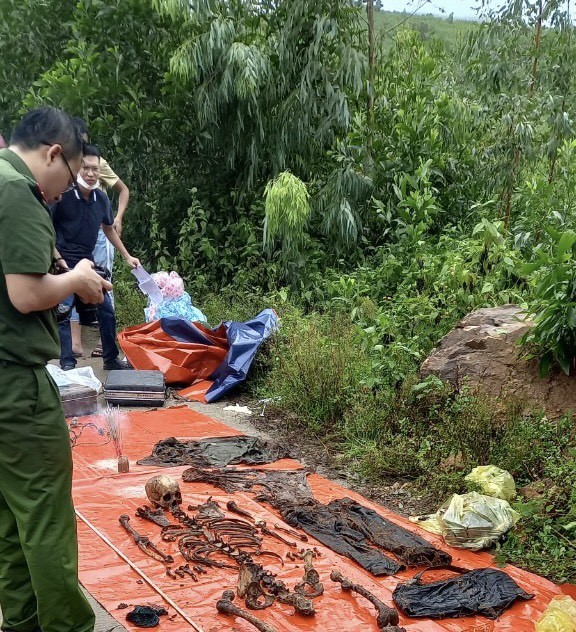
1, 0, 576, 366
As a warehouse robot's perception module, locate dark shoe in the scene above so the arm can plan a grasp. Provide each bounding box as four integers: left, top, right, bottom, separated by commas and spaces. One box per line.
103, 358, 132, 371
61, 363, 75, 371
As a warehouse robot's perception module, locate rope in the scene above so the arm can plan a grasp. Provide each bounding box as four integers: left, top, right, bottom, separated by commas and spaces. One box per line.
75, 509, 205, 632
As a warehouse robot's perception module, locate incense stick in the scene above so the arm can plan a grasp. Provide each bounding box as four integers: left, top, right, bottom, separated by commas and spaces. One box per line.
102, 406, 129, 472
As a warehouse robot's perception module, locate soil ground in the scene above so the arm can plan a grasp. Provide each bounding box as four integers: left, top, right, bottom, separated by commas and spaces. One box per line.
1, 324, 428, 631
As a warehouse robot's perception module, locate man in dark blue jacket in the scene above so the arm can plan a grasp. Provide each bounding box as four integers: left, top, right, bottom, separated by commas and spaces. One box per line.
52, 144, 139, 370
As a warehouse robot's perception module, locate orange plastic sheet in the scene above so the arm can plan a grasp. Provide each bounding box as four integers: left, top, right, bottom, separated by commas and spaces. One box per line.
117, 321, 228, 385
71, 406, 563, 631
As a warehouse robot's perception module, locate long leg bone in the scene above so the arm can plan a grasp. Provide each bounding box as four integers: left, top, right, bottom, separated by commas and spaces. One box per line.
216, 590, 278, 632
330, 570, 403, 631
294, 550, 324, 598
226, 500, 254, 519
119, 515, 174, 564
274, 522, 308, 542
255, 519, 297, 548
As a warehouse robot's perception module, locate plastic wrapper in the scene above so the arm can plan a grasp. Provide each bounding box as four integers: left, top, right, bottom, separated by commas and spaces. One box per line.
46, 363, 102, 393
442, 492, 520, 550
410, 492, 520, 551
144, 291, 207, 323
131, 267, 207, 324
535, 596, 576, 632
465, 465, 516, 501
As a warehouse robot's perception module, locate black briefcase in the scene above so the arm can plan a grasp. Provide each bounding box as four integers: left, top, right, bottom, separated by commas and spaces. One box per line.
104, 370, 165, 407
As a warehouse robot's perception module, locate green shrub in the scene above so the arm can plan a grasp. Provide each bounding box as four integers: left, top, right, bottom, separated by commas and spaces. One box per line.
262, 311, 371, 434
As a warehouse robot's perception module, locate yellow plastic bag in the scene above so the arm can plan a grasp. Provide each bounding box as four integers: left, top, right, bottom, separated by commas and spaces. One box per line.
465, 465, 516, 501
410, 492, 520, 550
535, 596, 576, 632
408, 513, 445, 535
442, 492, 520, 550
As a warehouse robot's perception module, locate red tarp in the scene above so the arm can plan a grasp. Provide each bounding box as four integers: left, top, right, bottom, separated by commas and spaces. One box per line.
71, 406, 564, 631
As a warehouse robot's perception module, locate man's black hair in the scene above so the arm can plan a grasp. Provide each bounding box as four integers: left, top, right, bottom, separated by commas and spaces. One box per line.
74, 117, 89, 137
83, 143, 101, 159
10, 107, 83, 158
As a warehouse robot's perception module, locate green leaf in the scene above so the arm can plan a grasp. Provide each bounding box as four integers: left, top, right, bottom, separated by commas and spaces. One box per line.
557, 353, 572, 376
539, 352, 554, 377
556, 231, 576, 258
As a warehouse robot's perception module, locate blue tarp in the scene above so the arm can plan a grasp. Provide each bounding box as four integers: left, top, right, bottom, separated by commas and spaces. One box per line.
161, 308, 278, 402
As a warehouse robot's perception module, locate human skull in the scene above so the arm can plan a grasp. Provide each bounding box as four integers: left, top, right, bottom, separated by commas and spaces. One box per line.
145, 475, 182, 510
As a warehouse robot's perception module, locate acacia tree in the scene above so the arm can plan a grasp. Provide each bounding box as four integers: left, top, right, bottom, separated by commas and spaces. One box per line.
152, 0, 366, 187
0, 0, 77, 134
467, 0, 575, 224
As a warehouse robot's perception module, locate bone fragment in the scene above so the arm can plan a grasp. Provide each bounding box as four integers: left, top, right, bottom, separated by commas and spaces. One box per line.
216, 590, 278, 632
119, 514, 174, 564
294, 550, 324, 598
226, 500, 254, 519
135, 505, 173, 528
273, 522, 308, 542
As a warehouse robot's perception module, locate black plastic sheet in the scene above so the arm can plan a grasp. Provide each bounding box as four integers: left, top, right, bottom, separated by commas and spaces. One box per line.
392, 568, 534, 619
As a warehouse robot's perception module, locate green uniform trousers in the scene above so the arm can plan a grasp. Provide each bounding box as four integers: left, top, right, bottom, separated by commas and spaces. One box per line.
0, 363, 95, 632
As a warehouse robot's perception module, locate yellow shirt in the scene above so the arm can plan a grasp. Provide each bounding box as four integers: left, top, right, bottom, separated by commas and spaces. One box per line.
98, 157, 119, 191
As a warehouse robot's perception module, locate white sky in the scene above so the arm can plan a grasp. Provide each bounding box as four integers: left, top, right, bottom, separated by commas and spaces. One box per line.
382, 0, 485, 20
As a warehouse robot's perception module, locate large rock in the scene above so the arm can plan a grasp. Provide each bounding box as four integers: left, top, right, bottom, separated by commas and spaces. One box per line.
420, 305, 576, 417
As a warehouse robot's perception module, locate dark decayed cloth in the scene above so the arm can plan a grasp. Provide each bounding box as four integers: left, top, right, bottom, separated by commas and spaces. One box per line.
182, 466, 314, 507
392, 568, 534, 619
282, 501, 405, 576
326, 498, 453, 568
181, 466, 452, 576
282, 498, 451, 576
138, 435, 289, 468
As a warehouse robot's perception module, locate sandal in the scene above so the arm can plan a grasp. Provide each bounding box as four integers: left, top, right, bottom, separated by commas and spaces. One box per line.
91, 345, 103, 358
73, 351, 83, 358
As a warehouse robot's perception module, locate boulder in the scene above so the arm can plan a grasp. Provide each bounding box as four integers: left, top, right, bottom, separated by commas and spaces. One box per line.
420, 305, 576, 417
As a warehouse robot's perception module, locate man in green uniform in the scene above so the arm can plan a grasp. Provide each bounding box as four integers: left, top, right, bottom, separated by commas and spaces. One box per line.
0, 108, 112, 632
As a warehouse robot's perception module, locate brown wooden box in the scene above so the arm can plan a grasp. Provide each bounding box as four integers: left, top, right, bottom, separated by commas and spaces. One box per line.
59, 384, 99, 418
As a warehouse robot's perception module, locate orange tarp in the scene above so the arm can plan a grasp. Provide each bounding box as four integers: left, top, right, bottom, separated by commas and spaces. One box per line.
117, 321, 227, 385
72, 406, 563, 631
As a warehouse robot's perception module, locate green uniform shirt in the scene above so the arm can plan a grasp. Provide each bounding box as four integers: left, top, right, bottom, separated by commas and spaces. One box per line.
0, 148, 60, 365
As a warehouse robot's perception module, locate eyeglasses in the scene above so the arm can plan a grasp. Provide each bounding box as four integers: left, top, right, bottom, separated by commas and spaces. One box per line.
41, 141, 77, 189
